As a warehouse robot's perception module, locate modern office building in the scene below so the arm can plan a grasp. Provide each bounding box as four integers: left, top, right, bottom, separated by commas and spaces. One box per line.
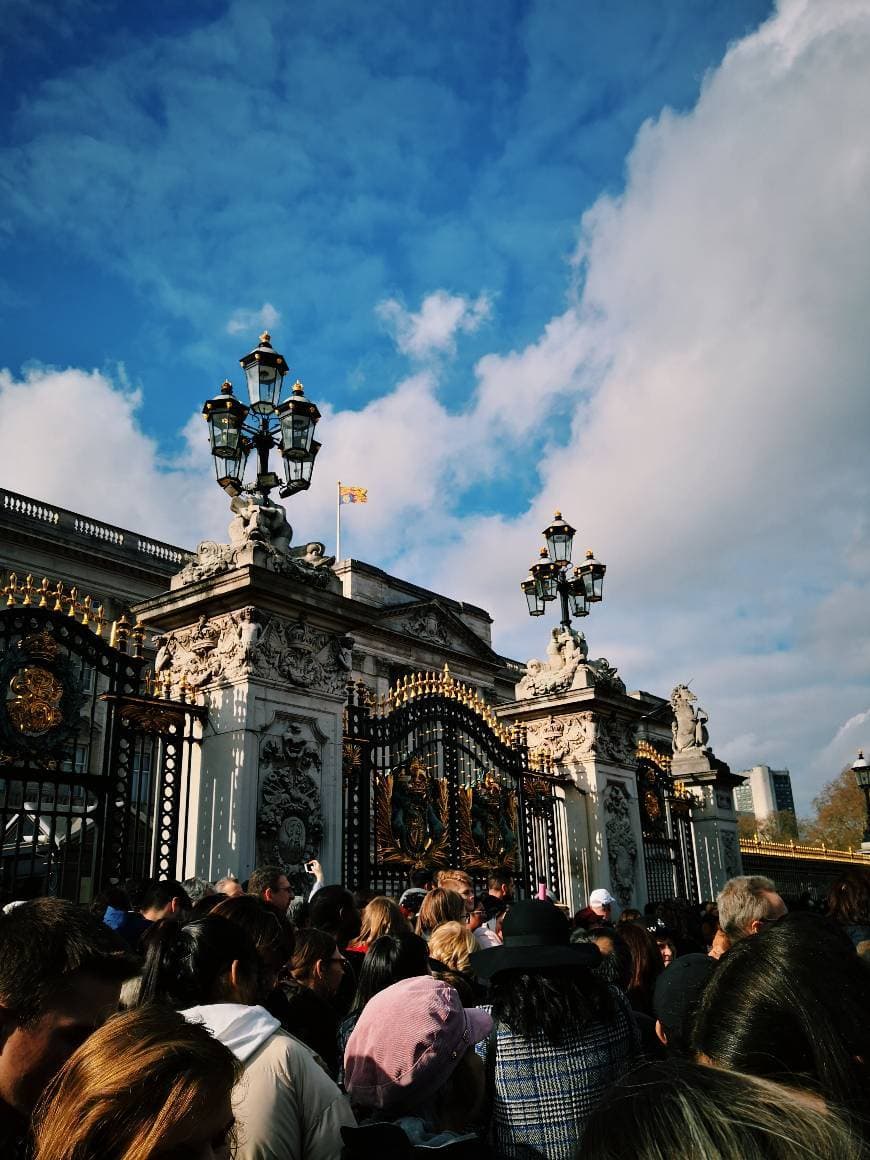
733, 764, 796, 821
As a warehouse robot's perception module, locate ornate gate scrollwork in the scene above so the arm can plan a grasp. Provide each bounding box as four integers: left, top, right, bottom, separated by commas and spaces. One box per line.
0, 573, 204, 903
375, 756, 449, 867
636, 740, 698, 904
343, 670, 561, 896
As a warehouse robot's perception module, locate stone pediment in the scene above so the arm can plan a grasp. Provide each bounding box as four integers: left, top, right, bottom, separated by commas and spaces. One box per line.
376, 600, 497, 663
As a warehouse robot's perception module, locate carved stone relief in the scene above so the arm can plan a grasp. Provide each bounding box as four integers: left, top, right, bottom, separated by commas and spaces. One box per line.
720, 829, 740, 878
525, 713, 596, 765
154, 613, 352, 697
173, 494, 338, 590
603, 781, 638, 906
257, 717, 325, 893
596, 716, 637, 767
400, 608, 450, 647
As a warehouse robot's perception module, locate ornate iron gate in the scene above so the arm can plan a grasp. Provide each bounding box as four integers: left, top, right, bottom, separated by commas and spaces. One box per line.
0, 574, 203, 904
636, 740, 699, 905
343, 669, 563, 897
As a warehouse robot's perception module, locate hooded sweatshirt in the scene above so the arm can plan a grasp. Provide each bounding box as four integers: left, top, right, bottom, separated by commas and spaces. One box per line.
183, 1003, 354, 1160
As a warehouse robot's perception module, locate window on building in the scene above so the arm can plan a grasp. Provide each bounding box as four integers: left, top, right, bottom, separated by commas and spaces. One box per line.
61, 743, 90, 776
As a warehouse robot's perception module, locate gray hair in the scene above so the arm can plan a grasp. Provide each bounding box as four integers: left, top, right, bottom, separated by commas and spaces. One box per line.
717, 875, 777, 940
181, 876, 215, 904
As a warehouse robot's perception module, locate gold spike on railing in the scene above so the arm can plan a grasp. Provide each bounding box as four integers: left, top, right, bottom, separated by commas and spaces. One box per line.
3, 572, 16, 606
2, 571, 110, 632
131, 622, 146, 658
115, 614, 131, 653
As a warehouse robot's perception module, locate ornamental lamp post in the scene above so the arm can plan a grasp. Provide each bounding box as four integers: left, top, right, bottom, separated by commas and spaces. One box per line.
521, 510, 606, 631
202, 332, 321, 501
851, 751, 870, 851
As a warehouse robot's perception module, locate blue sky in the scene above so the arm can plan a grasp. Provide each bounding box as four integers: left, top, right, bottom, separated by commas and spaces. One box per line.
3, 0, 870, 813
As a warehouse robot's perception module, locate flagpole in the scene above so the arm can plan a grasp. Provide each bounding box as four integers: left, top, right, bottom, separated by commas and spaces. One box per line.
336, 480, 341, 563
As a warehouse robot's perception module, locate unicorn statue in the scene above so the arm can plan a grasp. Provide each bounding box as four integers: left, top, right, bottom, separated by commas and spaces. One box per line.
670, 684, 709, 753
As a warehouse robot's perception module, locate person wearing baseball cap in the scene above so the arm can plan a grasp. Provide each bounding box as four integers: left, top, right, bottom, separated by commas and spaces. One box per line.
342, 975, 492, 1155
574, 887, 617, 930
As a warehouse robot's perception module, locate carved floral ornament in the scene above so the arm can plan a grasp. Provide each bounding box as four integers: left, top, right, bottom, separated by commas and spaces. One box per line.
525, 712, 637, 769
603, 781, 638, 906
524, 713, 595, 764
257, 719, 325, 892
150, 612, 353, 698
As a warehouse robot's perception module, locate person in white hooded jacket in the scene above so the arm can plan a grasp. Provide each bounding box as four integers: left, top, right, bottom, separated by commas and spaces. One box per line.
137, 914, 354, 1160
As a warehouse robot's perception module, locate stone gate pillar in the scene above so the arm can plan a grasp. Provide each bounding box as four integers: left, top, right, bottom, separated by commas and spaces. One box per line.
501, 625, 671, 915
669, 684, 744, 900
134, 505, 359, 891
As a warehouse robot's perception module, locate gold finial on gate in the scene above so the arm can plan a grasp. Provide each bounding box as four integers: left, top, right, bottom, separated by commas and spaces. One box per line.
131, 622, 146, 658
3, 572, 16, 606
52, 580, 65, 611
21, 574, 34, 606
115, 613, 131, 651
81, 594, 92, 626
38, 577, 51, 607
93, 605, 106, 637
67, 586, 79, 617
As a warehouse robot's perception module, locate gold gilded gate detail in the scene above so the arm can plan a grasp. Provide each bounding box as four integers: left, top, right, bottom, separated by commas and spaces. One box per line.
7, 667, 64, 735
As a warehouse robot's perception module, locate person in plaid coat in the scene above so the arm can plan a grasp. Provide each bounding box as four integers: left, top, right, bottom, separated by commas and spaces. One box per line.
471, 899, 640, 1160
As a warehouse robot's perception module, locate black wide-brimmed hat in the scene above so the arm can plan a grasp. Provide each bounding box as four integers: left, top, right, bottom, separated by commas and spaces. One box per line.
470, 898, 600, 978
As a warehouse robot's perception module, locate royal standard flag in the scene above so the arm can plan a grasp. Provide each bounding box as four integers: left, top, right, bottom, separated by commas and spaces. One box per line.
339, 485, 368, 505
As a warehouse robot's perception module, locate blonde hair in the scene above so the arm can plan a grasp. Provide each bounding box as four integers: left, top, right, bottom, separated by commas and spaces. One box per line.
416, 888, 466, 936
436, 868, 473, 892
357, 896, 408, 945
428, 921, 477, 973
33, 1005, 240, 1160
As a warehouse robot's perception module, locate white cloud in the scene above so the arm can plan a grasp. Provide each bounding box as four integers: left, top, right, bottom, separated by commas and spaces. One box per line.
0, 365, 227, 546
3, 0, 870, 816
397, 0, 870, 810
377, 290, 491, 359
226, 302, 282, 336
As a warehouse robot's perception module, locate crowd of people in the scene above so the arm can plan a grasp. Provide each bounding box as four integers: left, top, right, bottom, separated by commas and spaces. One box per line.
0, 862, 869, 1158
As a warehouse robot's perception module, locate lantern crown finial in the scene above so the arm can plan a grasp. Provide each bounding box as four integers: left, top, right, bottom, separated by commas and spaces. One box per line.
221, 380, 233, 394
259, 331, 272, 346
539, 546, 548, 559
554, 509, 562, 518
292, 380, 304, 395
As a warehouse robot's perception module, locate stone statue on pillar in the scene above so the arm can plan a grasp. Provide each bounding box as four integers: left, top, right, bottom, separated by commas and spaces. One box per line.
516, 626, 626, 699
669, 682, 743, 893
670, 684, 710, 753
172, 494, 338, 591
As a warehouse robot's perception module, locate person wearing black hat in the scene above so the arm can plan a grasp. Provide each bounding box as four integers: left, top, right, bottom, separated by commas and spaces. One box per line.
470, 898, 640, 1160
651, 952, 717, 1056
